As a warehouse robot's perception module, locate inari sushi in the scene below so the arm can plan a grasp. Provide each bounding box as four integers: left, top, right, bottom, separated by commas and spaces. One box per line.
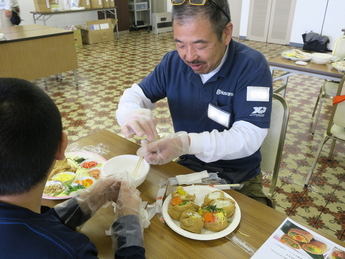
168, 195, 199, 220
180, 209, 205, 234
201, 205, 229, 232
202, 190, 226, 207
171, 186, 196, 201
210, 197, 236, 217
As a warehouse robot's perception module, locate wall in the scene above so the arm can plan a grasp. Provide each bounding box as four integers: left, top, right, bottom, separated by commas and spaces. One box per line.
19, 0, 344, 49
19, 0, 97, 28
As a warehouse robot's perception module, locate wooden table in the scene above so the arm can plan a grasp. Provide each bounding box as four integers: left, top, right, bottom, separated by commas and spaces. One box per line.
0, 24, 78, 84
30, 7, 119, 39
42, 129, 344, 258
268, 55, 344, 96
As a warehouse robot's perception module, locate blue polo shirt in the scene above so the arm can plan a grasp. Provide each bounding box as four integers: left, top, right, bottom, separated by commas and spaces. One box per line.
139, 39, 272, 178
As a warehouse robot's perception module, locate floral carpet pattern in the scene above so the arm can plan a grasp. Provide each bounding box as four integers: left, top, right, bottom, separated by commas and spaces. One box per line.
32, 30, 345, 242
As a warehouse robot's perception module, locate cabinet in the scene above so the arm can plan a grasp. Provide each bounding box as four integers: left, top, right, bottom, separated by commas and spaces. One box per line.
247, 0, 296, 45
129, 0, 152, 30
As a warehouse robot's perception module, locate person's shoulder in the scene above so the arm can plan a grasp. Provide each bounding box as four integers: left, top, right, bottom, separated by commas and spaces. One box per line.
231, 40, 267, 68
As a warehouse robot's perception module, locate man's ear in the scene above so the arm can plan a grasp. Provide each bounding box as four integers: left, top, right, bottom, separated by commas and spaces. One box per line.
224, 22, 233, 45
55, 132, 68, 160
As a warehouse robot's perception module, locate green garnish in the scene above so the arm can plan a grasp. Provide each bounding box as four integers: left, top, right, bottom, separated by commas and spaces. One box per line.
63, 183, 86, 195
74, 157, 86, 164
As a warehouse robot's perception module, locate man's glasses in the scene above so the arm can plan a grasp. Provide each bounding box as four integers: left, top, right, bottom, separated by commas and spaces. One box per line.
171, 0, 231, 22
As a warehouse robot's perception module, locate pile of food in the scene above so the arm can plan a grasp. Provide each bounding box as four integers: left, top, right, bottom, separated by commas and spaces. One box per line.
332, 61, 345, 72
282, 49, 312, 61
167, 186, 236, 234
280, 228, 328, 255
43, 152, 104, 198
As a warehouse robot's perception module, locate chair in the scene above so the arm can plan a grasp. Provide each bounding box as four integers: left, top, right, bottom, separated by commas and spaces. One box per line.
261, 93, 290, 199
305, 75, 345, 187
311, 35, 345, 134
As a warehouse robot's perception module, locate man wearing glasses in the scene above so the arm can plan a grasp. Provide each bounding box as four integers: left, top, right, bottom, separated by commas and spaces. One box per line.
116, 0, 273, 207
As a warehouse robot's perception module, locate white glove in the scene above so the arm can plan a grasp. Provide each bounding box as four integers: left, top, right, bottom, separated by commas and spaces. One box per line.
136, 131, 190, 165
119, 108, 158, 141
114, 181, 142, 219
54, 174, 121, 228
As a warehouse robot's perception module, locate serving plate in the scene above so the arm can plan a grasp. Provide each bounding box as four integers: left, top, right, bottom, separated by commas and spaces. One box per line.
162, 185, 241, 240
42, 151, 106, 200
281, 49, 312, 61
332, 61, 345, 73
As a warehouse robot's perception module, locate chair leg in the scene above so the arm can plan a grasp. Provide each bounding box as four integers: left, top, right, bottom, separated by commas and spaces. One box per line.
311, 98, 325, 134
304, 136, 329, 187
328, 139, 336, 159
312, 88, 322, 117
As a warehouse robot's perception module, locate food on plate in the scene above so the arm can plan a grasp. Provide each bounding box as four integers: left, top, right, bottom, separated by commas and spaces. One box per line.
51, 172, 76, 185
75, 177, 95, 188
43, 152, 105, 198
172, 186, 196, 201
332, 61, 345, 72
287, 228, 313, 243
202, 190, 225, 207
43, 181, 65, 197
179, 209, 205, 234
168, 195, 199, 220
49, 158, 77, 179
282, 49, 310, 60
279, 234, 302, 249
210, 197, 236, 217
200, 205, 229, 232
302, 240, 327, 255
332, 250, 345, 259
62, 183, 86, 196
81, 160, 99, 169
88, 168, 101, 179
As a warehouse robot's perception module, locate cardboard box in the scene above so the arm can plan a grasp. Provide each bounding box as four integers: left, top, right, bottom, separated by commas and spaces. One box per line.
33, 0, 51, 12
109, 0, 115, 7
79, 0, 91, 9
77, 19, 114, 44
110, 18, 118, 32
102, 0, 110, 8
73, 29, 83, 47
90, 0, 103, 8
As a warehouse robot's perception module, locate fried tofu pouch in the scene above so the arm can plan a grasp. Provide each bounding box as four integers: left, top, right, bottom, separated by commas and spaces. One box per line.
302, 241, 328, 255
172, 186, 196, 201
202, 190, 225, 207
179, 209, 204, 234
280, 234, 302, 249
288, 228, 313, 243
210, 197, 236, 217
201, 206, 228, 232
168, 196, 199, 220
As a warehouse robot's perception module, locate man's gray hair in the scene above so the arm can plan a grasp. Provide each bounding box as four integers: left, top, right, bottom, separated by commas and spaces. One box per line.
172, 0, 231, 40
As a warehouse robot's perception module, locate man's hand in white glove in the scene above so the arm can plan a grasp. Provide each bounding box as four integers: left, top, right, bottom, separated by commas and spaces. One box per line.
120, 108, 158, 141
136, 131, 190, 165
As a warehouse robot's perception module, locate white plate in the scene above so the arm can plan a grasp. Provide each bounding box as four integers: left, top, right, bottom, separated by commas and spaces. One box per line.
42, 151, 106, 200
281, 50, 312, 61
332, 61, 345, 73
162, 186, 241, 240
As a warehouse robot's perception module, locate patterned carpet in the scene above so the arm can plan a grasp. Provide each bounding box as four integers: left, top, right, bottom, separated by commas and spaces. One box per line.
32, 30, 345, 242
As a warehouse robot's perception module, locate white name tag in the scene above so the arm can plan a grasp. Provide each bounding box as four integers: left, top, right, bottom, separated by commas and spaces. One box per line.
208, 104, 230, 128
246, 86, 270, 102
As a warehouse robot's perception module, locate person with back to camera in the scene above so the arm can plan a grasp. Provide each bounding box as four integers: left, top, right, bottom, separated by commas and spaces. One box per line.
0, 0, 20, 27
116, 0, 274, 207
0, 78, 145, 258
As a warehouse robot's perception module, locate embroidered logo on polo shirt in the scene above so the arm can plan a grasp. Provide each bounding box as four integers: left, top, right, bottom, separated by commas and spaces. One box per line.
216, 89, 234, 97
250, 107, 267, 117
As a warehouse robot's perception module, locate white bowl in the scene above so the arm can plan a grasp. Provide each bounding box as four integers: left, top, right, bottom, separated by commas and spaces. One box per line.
311, 53, 333, 65
102, 155, 150, 187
